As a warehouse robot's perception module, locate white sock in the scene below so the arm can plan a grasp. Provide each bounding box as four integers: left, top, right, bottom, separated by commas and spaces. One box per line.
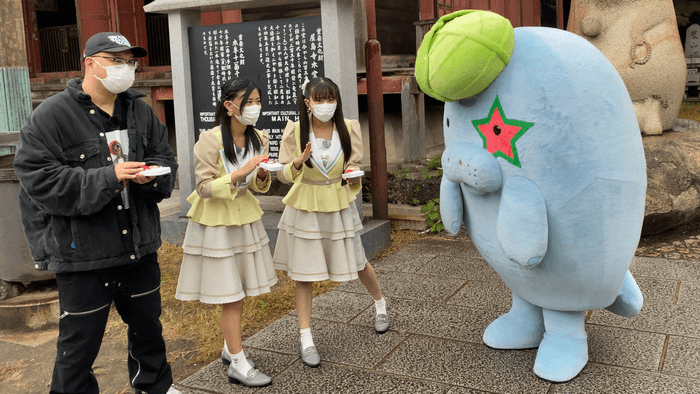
300, 327, 315, 350
375, 297, 387, 316
230, 349, 253, 375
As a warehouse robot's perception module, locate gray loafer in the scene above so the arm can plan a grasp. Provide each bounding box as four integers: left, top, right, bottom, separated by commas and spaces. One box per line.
227, 365, 272, 387
300, 344, 321, 367
221, 346, 255, 368
375, 313, 390, 333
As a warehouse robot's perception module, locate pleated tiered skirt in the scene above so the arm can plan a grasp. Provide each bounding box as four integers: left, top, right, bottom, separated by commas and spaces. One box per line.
175, 219, 278, 304
273, 202, 368, 282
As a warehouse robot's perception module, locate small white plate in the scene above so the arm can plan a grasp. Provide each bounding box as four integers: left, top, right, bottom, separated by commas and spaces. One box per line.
260, 161, 284, 172
342, 170, 364, 179
139, 166, 171, 177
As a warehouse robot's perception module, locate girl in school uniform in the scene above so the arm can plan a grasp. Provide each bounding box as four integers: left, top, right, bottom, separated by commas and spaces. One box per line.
175, 78, 276, 387
273, 77, 390, 367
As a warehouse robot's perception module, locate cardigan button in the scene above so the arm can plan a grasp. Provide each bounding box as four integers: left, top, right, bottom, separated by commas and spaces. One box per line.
90, 109, 96, 114
325, 181, 330, 185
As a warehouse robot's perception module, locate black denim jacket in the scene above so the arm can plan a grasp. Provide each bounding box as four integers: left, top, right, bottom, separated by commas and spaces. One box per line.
14, 79, 178, 273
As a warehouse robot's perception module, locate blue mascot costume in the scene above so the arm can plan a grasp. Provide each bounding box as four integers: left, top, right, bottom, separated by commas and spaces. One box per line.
416, 10, 647, 382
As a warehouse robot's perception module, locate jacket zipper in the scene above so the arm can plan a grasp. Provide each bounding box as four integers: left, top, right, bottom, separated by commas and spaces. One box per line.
59, 303, 110, 319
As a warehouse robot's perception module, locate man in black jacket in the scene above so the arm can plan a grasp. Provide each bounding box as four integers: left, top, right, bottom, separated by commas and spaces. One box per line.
14, 32, 179, 394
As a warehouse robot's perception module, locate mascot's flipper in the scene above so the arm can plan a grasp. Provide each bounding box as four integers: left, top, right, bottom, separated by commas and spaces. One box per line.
496, 176, 548, 267
605, 270, 644, 317
440, 177, 464, 236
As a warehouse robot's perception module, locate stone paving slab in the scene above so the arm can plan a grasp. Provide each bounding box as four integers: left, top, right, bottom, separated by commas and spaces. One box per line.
631, 256, 700, 282
445, 387, 492, 394
348, 296, 502, 343
662, 336, 700, 379
586, 325, 665, 371
371, 251, 437, 273
678, 280, 700, 306
401, 236, 482, 258
288, 291, 374, 323
447, 280, 512, 312
549, 363, 700, 394
416, 255, 501, 282
254, 361, 452, 394
243, 315, 407, 369
377, 335, 551, 393
589, 303, 700, 338
336, 270, 466, 303
634, 276, 678, 304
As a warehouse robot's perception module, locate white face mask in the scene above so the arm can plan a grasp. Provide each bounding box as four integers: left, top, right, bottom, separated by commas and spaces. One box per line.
92, 60, 135, 94
311, 103, 337, 123
233, 103, 262, 126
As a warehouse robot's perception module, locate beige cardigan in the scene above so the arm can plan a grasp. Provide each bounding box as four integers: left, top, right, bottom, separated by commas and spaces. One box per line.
186, 126, 271, 226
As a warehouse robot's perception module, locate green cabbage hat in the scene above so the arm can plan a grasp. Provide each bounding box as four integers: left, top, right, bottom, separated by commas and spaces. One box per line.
416, 10, 515, 102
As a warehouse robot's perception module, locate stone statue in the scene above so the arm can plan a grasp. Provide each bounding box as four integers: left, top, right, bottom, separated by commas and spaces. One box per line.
567, 0, 687, 135
416, 10, 646, 382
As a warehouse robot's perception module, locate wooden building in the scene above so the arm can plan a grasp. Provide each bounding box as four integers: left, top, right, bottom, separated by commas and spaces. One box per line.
19, 0, 567, 162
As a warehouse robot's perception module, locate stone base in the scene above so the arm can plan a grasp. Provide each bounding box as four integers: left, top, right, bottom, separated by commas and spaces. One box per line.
0, 289, 59, 332
642, 119, 700, 235
161, 213, 391, 262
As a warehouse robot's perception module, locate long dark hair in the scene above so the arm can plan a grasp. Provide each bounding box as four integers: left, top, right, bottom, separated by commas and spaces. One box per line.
215, 78, 262, 164
297, 77, 352, 168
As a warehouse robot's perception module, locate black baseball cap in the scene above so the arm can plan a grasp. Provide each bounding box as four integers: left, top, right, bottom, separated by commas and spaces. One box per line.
83, 32, 147, 58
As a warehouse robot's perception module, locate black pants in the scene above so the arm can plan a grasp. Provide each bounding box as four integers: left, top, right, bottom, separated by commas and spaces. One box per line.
50, 254, 173, 394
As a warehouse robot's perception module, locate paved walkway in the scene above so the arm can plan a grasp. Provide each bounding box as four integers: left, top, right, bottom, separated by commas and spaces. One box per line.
172, 235, 700, 394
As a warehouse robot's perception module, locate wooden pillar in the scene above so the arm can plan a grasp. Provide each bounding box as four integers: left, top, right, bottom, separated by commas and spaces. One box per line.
21, 0, 41, 77
202, 10, 241, 26
201, 11, 222, 25
401, 77, 426, 163
364, 0, 388, 220
76, 0, 112, 51
222, 10, 242, 24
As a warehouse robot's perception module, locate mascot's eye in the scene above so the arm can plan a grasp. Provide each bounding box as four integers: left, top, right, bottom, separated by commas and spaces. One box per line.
447, 118, 450, 127
493, 125, 501, 136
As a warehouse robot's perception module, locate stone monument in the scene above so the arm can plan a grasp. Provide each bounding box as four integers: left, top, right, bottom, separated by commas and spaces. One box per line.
567, 0, 687, 136
686, 23, 700, 58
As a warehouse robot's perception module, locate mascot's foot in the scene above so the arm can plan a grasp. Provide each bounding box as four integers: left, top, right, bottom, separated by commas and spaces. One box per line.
534, 309, 588, 382
605, 270, 643, 317
483, 295, 544, 349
